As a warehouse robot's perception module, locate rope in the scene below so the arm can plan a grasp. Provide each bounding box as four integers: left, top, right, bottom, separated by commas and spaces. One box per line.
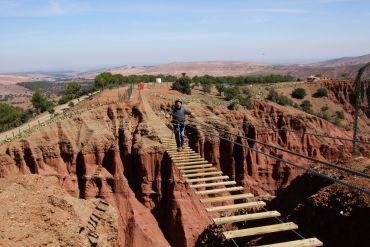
187, 122, 370, 195
163, 114, 370, 196
188, 120, 370, 180
246, 122, 370, 144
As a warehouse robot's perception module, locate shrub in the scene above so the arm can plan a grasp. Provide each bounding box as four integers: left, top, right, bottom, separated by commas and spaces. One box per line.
291, 88, 306, 99
234, 93, 253, 109
321, 105, 329, 112
171, 76, 192, 94
215, 84, 225, 95
223, 87, 240, 100
335, 110, 344, 119
227, 99, 240, 110
300, 100, 312, 113
68, 101, 75, 107
268, 89, 293, 106
31, 92, 54, 113
202, 82, 212, 93
313, 88, 328, 98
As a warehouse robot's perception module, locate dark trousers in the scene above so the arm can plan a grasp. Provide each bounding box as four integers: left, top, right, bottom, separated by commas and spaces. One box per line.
173, 124, 185, 148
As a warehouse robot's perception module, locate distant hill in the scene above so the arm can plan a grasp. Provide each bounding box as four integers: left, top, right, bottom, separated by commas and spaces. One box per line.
110, 61, 271, 77
311, 54, 370, 67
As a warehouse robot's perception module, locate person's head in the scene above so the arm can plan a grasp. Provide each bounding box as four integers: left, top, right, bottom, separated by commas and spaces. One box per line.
175, 99, 182, 109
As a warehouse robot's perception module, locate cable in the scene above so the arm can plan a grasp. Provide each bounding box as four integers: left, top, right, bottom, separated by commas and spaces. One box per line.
245, 122, 370, 144
163, 115, 370, 195
187, 119, 370, 180
163, 113, 370, 180
183, 121, 370, 195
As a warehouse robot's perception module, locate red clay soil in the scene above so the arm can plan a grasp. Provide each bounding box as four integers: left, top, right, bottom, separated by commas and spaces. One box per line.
0, 82, 368, 247
0, 175, 119, 247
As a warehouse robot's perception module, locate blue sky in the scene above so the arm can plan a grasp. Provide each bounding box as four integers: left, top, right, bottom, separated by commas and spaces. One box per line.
0, 0, 370, 72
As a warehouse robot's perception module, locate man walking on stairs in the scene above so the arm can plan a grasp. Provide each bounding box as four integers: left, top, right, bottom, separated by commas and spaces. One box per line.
167, 99, 193, 152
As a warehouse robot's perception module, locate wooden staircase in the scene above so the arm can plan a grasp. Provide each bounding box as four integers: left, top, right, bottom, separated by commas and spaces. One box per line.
141, 92, 323, 246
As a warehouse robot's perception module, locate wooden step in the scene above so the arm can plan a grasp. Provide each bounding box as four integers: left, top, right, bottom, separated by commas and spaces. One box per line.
183, 171, 223, 178
223, 222, 298, 239
172, 156, 204, 161
178, 164, 213, 170
187, 175, 229, 183
200, 193, 254, 203
195, 186, 244, 195
213, 211, 281, 225
190, 181, 236, 188
181, 167, 217, 174
170, 155, 200, 159
176, 160, 209, 166
206, 201, 266, 212
256, 238, 323, 247
167, 150, 195, 154
168, 152, 198, 157
167, 147, 192, 151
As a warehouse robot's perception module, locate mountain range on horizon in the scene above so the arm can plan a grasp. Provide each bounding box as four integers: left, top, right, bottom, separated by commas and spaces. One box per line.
1, 54, 370, 84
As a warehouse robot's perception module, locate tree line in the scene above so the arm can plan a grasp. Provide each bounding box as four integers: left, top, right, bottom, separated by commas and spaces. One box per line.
94, 72, 177, 89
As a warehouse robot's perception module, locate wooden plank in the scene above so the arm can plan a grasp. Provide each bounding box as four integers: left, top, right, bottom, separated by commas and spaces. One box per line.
183, 171, 223, 178
178, 164, 213, 170
195, 186, 244, 195
256, 238, 323, 247
169, 152, 201, 159
200, 193, 254, 203
176, 160, 209, 165
213, 211, 281, 225
190, 181, 236, 188
187, 175, 229, 183
167, 149, 194, 153
223, 222, 298, 239
181, 167, 217, 173
172, 156, 204, 161
206, 201, 266, 212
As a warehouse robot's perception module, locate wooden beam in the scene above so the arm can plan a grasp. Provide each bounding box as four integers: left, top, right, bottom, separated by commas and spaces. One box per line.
169, 154, 200, 158
176, 160, 209, 165
190, 181, 236, 188
167, 149, 194, 153
195, 186, 244, 195
172, 156, 204, 161
183, 171, 223, 178
200, 193, 254, 203
206, 201, 265, 212
213, 211, 281, 225
178, 164, 213, 170
256, 238, 323, 247
187, 175, 229, 183
181, 167, 217, 174
223, 222, 298, 239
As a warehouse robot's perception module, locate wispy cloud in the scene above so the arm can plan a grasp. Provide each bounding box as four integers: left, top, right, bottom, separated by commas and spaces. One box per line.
234, 8, 308, 14
48, 0, 65, 15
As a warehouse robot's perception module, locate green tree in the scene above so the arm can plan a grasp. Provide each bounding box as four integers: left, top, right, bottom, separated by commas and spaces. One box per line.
300, 100, 312, 113
64, 81, 81, 98
223, 87, 240, 100
94, 72, 113, 89
313, 88, 328, 98
267, 89, 293, 106
215, 84, 225, 95
292, 88, 306, 99
31, 92, 53, 113
171, 76, 192, 94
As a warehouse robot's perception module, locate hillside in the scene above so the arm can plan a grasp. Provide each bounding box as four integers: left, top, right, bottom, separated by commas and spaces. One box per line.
110, 61, 271, 77
0, 81, 369, 246
312, 54, 370, 67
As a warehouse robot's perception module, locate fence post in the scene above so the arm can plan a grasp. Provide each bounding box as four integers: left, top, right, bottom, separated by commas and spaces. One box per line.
352, 62, 370, 154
